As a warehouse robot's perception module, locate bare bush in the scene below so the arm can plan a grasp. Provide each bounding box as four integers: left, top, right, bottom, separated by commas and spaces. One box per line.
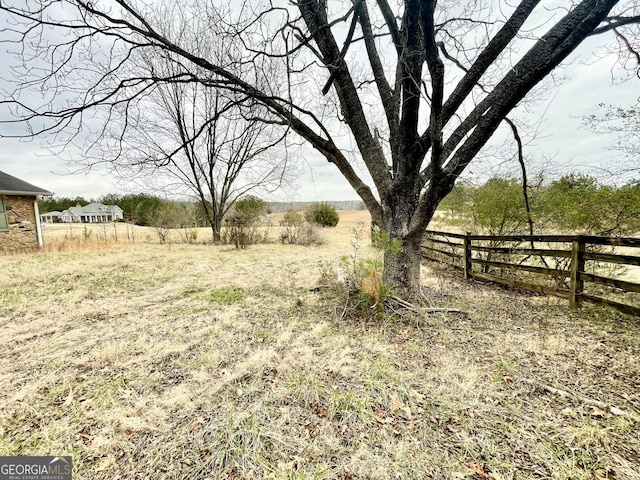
280, 210, 324, 246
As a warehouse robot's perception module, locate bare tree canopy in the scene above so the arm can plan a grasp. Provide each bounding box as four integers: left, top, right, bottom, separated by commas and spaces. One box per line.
1, 0, 639, 297
584, 101, 640, 177
111, 63, 292, 241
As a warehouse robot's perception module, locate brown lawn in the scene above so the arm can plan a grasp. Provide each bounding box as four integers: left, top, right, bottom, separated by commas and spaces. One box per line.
1, 211, 639, 479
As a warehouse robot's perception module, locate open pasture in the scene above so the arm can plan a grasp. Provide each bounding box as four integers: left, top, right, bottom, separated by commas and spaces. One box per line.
1, 211, 639, 479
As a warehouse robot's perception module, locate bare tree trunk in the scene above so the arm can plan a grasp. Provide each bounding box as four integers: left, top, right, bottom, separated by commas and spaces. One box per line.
211, 217, 221, 243
380, 194, 427, 299
211, 203, 225, 244
383, 233, 423, 300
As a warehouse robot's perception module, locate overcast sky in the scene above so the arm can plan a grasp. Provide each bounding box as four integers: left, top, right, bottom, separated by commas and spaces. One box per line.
0, 5, 638, 202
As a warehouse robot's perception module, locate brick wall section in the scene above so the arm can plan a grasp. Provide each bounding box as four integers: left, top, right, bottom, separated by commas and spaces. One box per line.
0, 195, 40, 253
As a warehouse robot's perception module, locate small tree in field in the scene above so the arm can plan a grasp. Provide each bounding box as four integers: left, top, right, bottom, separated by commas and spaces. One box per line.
438, 182, 474, 227
118, 81, 290, 243
472, 178, 531, 237
149, 201, 184, 244
305, 203, 340, 228
280, 210, 305, 245
224, 196, 267, 249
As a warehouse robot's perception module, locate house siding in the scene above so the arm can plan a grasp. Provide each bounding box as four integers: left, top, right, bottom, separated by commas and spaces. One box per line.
59, 203, 124, 223
0, 195, 40, 253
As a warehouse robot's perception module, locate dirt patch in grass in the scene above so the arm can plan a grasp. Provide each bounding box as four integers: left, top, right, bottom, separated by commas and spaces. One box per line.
1, 212, 639, 479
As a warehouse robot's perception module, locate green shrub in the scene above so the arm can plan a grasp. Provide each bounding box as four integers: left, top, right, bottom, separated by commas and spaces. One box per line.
465, 177, 529, 236
538, 175, 640, 235
305, 202, 339, 227
224, 196, 267, 249
438, 175, 640, 237
233, 196, 267, 221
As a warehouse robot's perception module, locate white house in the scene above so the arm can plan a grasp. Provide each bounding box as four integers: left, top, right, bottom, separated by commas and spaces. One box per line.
58, 203, 124, 223
40, 210, 62, 223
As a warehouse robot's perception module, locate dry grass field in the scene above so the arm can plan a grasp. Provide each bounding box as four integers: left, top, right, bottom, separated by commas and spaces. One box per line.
1, 211, 639, 479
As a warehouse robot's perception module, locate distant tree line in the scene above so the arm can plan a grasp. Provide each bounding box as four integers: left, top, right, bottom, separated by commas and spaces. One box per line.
38, 196, 90, 213
439, 175, 640, 237
38, 193, 203, 227
39, 192, 349, 249
39, 194, 345, 228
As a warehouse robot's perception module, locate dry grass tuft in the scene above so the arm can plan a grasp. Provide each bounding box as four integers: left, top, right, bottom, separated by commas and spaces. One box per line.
1, 211, 639, 479
360, 267, 380, 305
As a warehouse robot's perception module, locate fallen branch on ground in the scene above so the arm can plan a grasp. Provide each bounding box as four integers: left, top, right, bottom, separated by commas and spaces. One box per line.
423, 307, 469, 314
386, 295, 470, 316
309, 285, 331, 292
522, 378, 640, 423
386, 295, 420, 312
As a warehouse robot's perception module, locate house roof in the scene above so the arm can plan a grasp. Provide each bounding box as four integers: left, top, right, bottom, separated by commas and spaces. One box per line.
0, 171, 52, 196
62, 203, 122, 216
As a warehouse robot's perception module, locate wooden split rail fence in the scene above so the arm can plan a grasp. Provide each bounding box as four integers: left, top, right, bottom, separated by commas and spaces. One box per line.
422, 231, 640, 317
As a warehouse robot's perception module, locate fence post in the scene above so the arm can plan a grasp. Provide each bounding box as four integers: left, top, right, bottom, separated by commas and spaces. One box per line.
463, 234, 472, 280
569, 236, 585, 309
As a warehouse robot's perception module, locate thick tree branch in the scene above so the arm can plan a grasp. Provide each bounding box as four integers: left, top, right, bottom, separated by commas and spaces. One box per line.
590, 15, 640, 35
297, 0, 391, 198
375, 0, 402, 55
355, 0, 399, 160
417, 0, 542, 157
321, 6, 359, 95
422, 0, 445, 176
441, 0, 619, 174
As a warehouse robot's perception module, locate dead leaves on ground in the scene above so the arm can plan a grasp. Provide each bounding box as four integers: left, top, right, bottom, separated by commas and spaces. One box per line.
464, 461, 514, 480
